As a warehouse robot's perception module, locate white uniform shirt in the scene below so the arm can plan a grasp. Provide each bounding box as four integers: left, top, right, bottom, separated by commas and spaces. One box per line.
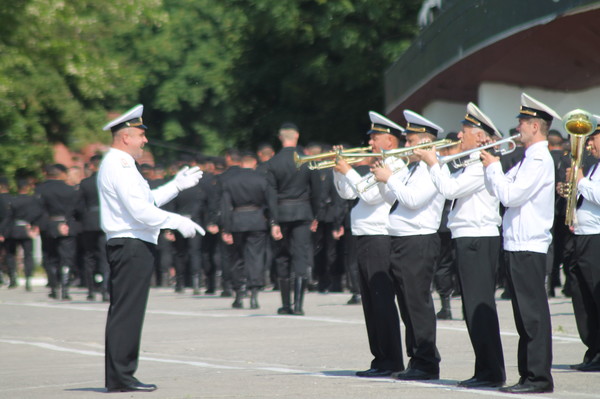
381, 161, 445, 236
429, 160, 500, 238
484, 140, 554, 253
97, 148, 182, 244
332, 157, 406, 236
334, 172, 387, 236
575, 161, 600, 235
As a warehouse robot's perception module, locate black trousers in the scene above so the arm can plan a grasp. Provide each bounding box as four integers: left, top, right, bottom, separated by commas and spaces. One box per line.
343, 232, 359, 295
82, 231, 108, 294
357, 235, 404, 371
434, 231, 457, 298
174, 233, 203, 281
155, 231, 174, 285
455, 236, 505, 382
230, 230, 267, 290
275, 221, 312, 279
201, 232, 220, 292
6, 238, 34, 277
105, 238, 155, 389
505, 251, 553, 387
41, 234, 76, 289
572, 234, 600, 364
313, 222, 341, 291
390, 234, 441, 373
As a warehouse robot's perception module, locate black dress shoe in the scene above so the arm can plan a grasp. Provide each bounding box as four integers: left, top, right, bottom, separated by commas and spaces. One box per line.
499, 382, 553, 394
392, 368, 439, 381
570, 362, 586, 370
577, 361, 600, 372
107, 382, 157, 392
457, 377, 504, 388
356, 368, 396, 378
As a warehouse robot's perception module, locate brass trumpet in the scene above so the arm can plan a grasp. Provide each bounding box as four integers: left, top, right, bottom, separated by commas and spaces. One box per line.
438, 134, 520, 168
294, 146, 372, 170
562, 109, 598, 227
354, 139, 462, 193
343, 138, 460, 161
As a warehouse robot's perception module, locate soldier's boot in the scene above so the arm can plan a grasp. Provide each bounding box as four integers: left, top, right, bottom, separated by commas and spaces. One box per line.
277, 278, 293, 314
61, 266, 72, 301
250, 288, 260, 309
221, 280, 233, 297
25, 277, 32, 292
7, 263, 18, 288
175, 274, 184, 293
436, 296, 452, 320
205, 273, 216, 294
158, 271, 168, 287
232, 290, 244, 309
192, 274, 201, 295
292, 277, 307, 316
8, 272, 18, 288
85, 269, 95, 301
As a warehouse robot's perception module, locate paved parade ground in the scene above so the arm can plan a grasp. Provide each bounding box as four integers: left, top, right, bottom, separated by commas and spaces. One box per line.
1, 281, 598, 399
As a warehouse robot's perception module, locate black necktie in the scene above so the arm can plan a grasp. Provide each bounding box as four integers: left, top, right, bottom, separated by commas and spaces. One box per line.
389, 163, 419, 214
576, 162, 599, 209
450, 167, 467, 210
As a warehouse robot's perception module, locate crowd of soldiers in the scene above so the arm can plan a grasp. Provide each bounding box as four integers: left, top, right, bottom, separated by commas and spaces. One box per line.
0, 137, 362, 308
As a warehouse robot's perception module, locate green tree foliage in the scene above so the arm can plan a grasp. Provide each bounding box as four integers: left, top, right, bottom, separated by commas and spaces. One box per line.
0, 0, 421, 179
227, 0, 422, 148
0, 0, 165, 181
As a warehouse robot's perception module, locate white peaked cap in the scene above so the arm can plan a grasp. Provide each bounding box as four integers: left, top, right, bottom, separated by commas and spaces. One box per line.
463, 102, 503, 139
102, 104, 146, 132
518, 93, 561, 122
403, 109, 444, 137
367, 111, 405, 137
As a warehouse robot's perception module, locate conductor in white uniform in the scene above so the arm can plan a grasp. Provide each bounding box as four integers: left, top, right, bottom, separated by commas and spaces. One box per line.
98, 105, 204, 393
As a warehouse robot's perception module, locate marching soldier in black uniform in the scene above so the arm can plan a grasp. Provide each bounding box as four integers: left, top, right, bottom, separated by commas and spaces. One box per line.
266, 122, 322, 316
313, 157, 346, 293
173, 158, 210, 295
221, 152, 276, 309
198, 155, 220, 294
36, 164, 78, 300
145, 164, 177, 288
0, 177, 11, 286
4, 178, 42, 290
75, 155, 109, 301
209, 149, 243, 297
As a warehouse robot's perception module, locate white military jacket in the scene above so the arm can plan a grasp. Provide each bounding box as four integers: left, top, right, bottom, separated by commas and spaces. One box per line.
380, 161, 445, 236
575, 160, 600, 235
428, 159, 501, 238
484, 140, 554, 253
97, 148, 182, 244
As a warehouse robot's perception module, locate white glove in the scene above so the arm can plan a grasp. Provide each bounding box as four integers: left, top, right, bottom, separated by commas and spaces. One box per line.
174, 216, 206, 238
174, 166, 203, 191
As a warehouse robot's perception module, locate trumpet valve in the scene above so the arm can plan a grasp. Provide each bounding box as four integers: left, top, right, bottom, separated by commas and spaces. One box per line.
556, 182, 572, 198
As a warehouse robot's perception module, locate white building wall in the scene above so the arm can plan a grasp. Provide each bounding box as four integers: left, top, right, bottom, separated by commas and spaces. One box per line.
419, 82, 600, 138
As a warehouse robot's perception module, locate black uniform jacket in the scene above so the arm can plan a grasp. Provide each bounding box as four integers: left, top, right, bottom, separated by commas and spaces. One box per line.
3, 193, 43, 239
221, 167, 276, 233
35, 179, 78, 237
265, 147, 322, 224
174, 177, 210, 226
75, 173, 101, 232
316, 169, 346, 228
